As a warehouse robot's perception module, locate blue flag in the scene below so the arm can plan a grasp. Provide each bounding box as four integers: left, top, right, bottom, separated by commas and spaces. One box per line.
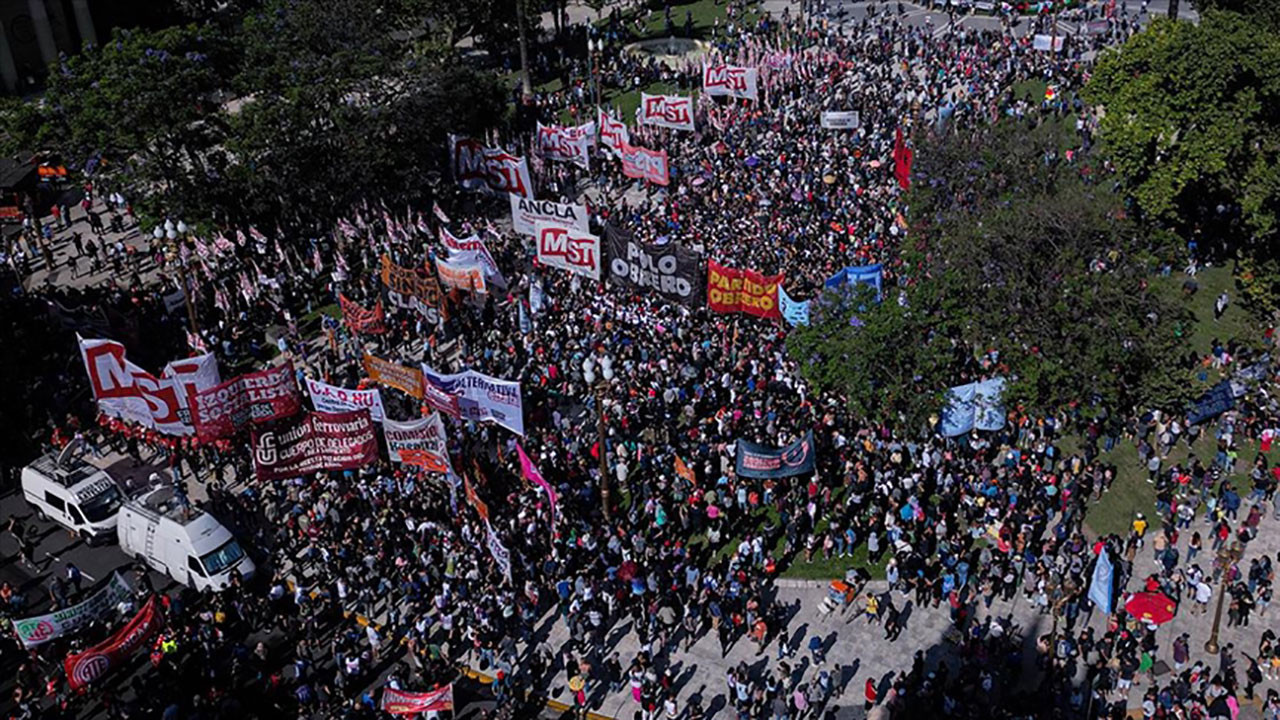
1088, 549, 1114, 614
779, 285, 810, 327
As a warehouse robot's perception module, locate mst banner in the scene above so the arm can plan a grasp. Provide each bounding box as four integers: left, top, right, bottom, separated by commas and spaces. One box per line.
381, 685, 454, 715
702, 64, 758, 101
604, 224, 704, 307
382, 413, 449, 468
12, 572, 132, 648
448, 135, 534, 198
79, 338, 220, 436
735, 431, 816, 479
190, 361, 302, 440
509, 195, 589, 236
363, 354, 424, 399
306, 377, 385, 421
65, 594, 163, 691
619, 143, 669, 186
707, 260, 783, 319
598, 108, 629, 157
380, 254, 445, 324
637, 93, 695, 131
536, 122, 590, 169
422, 366, 524, 436
535, 224, 601, 280
251, 410, 379, 481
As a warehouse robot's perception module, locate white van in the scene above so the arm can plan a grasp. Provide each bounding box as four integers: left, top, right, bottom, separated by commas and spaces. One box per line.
116, 486, 256, 591
21, 454, 125, 545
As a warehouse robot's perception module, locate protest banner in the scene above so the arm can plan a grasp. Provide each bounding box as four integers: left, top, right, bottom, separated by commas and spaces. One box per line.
306, 377, 385, 421
363, 354, 424, 399
894, 126, 913, 189
64, 594, 163, 691
735, 431, 816, 479
702, 63, 758, 101
536, 122, 591, 169
421, 365, 524, 435
382, 413, 449, 468
939, 377, 1006, 436
619, 142, 669, 186
509, 196, 589, 236
190, 361, 302, 440
380, 254, 445, 324
251, 410, 379, 481
637, 93, 695, 131
603, 224, 704, 307
598, 109, 630, 157
820, 111, 860, 129
78, 338, 220, 436
535, 224, 601, 281
447, 243, 505, 289
12, 572, 132, 648
517, 442, 558, 526
438, 226, 484, 252
1033, 34, 1065, 52
435, 256, 488, 293
463, 471, 489, 521
824, 264, 884, 300
707, 260, 783, 319
485, 521, 512, 581
381, 685, 454, 715
338, 294, 386, 334
778, 285, 810, 327
448, 135, 534, 198
674, 454, 697, 486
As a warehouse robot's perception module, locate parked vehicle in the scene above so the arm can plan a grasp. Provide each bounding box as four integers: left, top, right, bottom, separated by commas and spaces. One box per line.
21, 453, 125, 545
116, 486, 255, 591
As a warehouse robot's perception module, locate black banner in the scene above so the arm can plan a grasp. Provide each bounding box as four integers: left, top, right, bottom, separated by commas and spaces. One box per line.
735, 431, 816, 479
604, 224, 705, 307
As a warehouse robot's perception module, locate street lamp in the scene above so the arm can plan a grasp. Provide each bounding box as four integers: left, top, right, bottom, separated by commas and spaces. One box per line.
1204, 541, 1244, 654
583, 354, 615, 521
156, 218, 200, 335
588, 36, 603, 108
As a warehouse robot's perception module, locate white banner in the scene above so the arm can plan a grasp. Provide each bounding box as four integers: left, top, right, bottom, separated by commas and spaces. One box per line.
435, 256, 488, 294
599, 109, 630, 157
306, 377, 385, 421
485, 521, 512, 581
11, 572, 133, 648
821, 111, 861, 129
422, 365, 524, 436
78, 337, 220, 436
1033, 34, 1065, 52
382, 413, 449, 466
702, 64, 758, 101
449, 135, 534, 198
535, 224, 601, 281
637, 93, 695, 132
510, 196, 589, 236
536, 123, 591, 169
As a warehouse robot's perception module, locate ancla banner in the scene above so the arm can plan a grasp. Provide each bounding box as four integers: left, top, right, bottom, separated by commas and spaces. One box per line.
637, 93, 695, 131
599, 108, 630, 157
536, 224, 601, 281
702, 64, 758, 101
603, 224, 704, 307
735, 431, 816, 479
421, 366, 524, 436
381, 685, 454, 715
536, 122, 591, 169
820, 111, 860, 129
363, 354, 424, 399
619, 143, 669, 186
306, 377, 385, 421
251, 410, 379, 481
509, 195, 589, 236
448, 135, 534, 198
707, 260, 783, 319
191, 361, 302, 441
338, 293, 386, 334
65, 594, 164, 691
79, 337, 220, 436
12, 572, 132, 648
382, 413, 449, 469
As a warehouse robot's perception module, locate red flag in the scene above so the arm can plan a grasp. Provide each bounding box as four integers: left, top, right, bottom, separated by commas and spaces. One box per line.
893, 127, 913, 190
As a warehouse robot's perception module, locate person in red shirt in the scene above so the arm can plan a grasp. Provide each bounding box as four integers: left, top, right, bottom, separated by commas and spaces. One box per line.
865, 677, 878, 711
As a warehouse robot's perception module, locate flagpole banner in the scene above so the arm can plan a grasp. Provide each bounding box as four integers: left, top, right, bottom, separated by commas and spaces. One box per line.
707, 260, 783, 319
438, 226, 484, 253
448, 135, 534, 198
435, 256, 488, 294
536, 122, 591, 169
778, 285, 810, 326
1033, 34, 1065, 52
598, 108, 630, 157
363, 354, 425, 399
735, 431, 816, 479
64, 594, 164, 691
12, 572, 133, 648
382, 413, 450, 467
251, 410, 379, 481
381, 685, 455, 715
940, 377, 1006, 436
190, 361, 303, 440
338, 294, 387, 334
637, 93, 695, 131
517, 442, 559, 524
79, 338, 221, 436
603, 224, 704, 306
306, 378, 386, 421
422, 366, 524, 436
380, 254, 445, 324
485, 521, 512, 581
619, 142, 669, 186
446, 245, 505, 289
1089, 550, 1115, 614
702, 64, 759, 101
535, 224, 602, 281
510, 196, 589, 236
824, 264, 884, 301
820, 111, 861, 129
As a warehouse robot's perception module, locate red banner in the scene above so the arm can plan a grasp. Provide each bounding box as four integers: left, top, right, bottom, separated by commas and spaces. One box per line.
619, 143, 669, 186
339, 293, 386, 334
894, 127, 913, 190
707, 260, 783, 319
65, 595, 163, 691
190, 361, 302, 440
381, 685, 454, 714
250, 410, 379, 481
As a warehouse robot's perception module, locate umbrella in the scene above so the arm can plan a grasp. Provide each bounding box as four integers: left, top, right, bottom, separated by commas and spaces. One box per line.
1125, 592, 1176, 625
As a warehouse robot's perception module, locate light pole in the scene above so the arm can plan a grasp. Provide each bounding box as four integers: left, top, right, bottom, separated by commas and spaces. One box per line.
583, 354, 615, 521
1204, 542, 1243, 654
588, 36, 603, 108
155, 219, 200, 334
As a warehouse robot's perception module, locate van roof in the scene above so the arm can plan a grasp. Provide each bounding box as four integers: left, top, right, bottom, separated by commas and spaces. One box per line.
130, 486, 206, 525
26, 454, 117, 498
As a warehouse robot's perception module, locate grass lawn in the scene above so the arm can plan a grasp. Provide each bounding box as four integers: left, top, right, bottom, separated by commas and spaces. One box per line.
596, 0, 764, 43
299, 302, 340, 337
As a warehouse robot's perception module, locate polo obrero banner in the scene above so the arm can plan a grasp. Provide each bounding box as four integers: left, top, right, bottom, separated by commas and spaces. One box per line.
735, 430, 816, 478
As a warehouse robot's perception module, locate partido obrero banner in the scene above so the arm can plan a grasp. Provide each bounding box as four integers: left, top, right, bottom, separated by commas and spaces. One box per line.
11, 572, 132, 648
735, 431, 816, 478
190, 361, 302, 440
603, 224, 704, 307
707, 260, 783, 319
251, 410, 380, 481
79, 337, 221, 436
509, 196, 589, 236
421, 366, 525, 436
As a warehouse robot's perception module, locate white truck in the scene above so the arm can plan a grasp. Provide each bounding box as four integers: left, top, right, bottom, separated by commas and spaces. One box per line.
116, 486, 255, 591
21, 453, 126, 545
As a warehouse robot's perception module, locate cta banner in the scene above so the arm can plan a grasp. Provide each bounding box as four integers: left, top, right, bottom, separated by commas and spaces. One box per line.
735, 431, 816, 479
603, 224, 703, 307
363, 354, 424, 399
702, 64, 758, 101
251, 410, 379, 481
536, 122, 590, 169
191, 361, 302, 440
338, 293, 386, 334
306, 378, 385, 421
707, 260, 783, 319
436, 256, 488, 293
382, 413, 449, 467
12, 572, 132, 648
820, 111, 860, 129
65, 594, 163, 691
449, 135, 534, 198
381, 685, 454, 715
637, 93, 695, 131
599, 108, 630, 157
79, 338, 220, 436
422, 366, 524, 436
509, 195, 589, 236
535, 224, 601, 280
380, 254, 445, 324
619, 143, 669, 186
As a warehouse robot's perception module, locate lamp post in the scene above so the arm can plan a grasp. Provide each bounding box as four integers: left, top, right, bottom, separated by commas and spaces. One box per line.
583, 354, 615, 521
588, 36, 602, 108
155, 219, 200, 334
1204, 541, 1244, 654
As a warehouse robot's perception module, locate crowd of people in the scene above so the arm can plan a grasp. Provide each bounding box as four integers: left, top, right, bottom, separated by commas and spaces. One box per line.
2, 2, 1280, 720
